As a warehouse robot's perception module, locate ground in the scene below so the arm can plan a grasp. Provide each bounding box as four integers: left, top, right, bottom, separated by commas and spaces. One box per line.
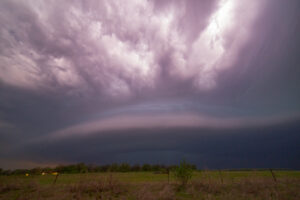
0, 170, 300, 200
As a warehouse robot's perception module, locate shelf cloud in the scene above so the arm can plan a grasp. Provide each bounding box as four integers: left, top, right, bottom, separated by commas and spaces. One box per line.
1, 0, 300, 169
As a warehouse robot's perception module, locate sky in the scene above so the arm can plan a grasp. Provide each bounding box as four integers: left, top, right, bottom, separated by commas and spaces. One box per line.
0, 0, 300, 169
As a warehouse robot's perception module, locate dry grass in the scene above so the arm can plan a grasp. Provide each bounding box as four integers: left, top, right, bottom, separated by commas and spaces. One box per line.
187, 177, 300, 200
69, 174, 127, 199
134, 183, 175, 200
0, 171, 299, 200
0, 182, 21, 193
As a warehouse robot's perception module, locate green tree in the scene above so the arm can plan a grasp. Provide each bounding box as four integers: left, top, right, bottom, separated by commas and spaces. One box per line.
109, 163, 120, 172
173, 160, 193, 187
119, 163, 130, 172
77, 163, 88, 173
131, 164, 141, 171
142, 164, 151, 171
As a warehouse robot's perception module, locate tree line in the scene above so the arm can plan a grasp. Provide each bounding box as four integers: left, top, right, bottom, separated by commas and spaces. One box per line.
0, 162, 197, 175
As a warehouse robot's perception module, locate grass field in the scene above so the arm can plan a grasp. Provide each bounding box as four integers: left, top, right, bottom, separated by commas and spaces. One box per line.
1, 170, 300, 200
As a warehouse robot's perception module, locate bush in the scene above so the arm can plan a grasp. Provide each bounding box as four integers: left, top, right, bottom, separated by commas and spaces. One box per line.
173, 160, 193, 187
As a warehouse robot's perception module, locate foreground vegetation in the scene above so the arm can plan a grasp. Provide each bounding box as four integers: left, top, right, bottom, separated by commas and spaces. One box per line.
1, 170, 300, 200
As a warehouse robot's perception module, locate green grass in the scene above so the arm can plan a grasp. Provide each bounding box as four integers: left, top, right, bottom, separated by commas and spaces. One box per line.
0, 170, 300, 200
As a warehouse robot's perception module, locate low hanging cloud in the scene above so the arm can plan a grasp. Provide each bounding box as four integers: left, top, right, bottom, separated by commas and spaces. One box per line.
0, 0, 265, 99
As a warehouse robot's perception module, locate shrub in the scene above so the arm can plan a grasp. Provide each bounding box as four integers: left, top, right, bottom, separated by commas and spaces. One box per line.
173, 160, 193, 187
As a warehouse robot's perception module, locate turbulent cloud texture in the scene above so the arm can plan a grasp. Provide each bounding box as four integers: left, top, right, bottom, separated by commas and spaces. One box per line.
0, 0, 264, 97
0, 0, 300, 169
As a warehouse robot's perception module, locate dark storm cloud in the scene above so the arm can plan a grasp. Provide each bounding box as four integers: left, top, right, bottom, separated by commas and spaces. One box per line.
7, 119, 300, 169
0, 0, 300, 169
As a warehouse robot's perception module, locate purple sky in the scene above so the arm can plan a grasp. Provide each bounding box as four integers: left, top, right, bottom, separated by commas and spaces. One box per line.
0, 0, 300, 169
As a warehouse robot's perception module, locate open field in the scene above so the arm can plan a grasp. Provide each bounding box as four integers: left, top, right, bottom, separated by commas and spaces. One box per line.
1, 170, 300, 200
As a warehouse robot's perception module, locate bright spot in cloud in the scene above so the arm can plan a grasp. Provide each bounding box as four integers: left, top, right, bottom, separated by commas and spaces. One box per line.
188, 0, 260, 89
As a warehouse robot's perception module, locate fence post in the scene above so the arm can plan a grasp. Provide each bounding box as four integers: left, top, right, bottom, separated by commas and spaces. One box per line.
269, 169, 277, 183
167, 168, 170, 184
218, 170, 223, 184
53, 173, 59, 185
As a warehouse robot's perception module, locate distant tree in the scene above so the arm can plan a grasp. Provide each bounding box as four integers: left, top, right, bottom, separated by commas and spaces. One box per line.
42, 167, 52, 173
109, 163, 120, 172
30, 167, 42, 175
100, 165, 110, 172
87, 164, 97, 173
12, 169, 27, 175
152, 164, 161, 171
3, 170, 12, 175
131, 164, 141, 171
77, 163, 88, 173
142, 164, 151, 171
168, 165, 177, 171
55, 165, 67, 173
189, 164, 197, 170
119, 163, 130, 172
0, 163, 197, 175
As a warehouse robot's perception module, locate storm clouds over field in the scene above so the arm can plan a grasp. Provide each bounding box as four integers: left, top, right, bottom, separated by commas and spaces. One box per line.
0, 0, 300, 169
